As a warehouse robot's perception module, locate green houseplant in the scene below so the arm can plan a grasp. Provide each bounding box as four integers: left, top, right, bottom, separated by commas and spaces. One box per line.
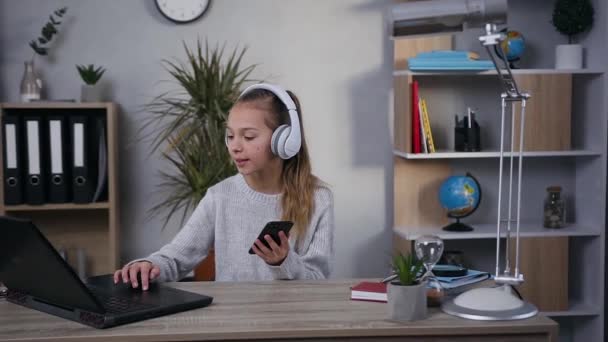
21, 7, 68, 102
76, 64, 106, 102
552, 0, 594, 69
387, 252, 427, 321
142, 39, 256, 228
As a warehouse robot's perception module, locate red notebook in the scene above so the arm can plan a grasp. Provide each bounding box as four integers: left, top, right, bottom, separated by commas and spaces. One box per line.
350, 281, 387, 303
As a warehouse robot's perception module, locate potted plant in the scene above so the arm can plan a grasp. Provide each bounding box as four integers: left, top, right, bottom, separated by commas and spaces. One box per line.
552, 0, 594, 69
21, 7, 68, 102
387, 252, 427, 321
76, 64, 106, 102
141, 39, 256, 228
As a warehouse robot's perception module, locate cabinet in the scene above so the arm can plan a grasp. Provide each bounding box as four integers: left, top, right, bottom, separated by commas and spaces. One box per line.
391, 29, 605, 342
0, 102, 120, 276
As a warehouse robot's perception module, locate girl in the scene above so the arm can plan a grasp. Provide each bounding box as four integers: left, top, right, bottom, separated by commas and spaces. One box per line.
114, 83, 334, 290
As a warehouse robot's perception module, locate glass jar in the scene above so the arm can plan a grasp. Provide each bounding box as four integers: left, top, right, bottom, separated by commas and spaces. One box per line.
543, 186, 565, 228
20, 60, 42, 102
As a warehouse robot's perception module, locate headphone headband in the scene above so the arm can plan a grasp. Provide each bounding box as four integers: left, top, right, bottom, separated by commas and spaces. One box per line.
238, 83, 302, 159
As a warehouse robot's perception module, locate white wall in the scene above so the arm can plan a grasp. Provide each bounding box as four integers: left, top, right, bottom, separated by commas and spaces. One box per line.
0, 0, 395, 278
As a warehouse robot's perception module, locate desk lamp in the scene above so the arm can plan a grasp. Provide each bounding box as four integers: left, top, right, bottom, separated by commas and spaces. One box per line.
390, 0, 538, 320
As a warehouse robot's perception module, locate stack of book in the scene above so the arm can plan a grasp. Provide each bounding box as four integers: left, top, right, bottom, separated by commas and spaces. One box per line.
411, 80, 435, 154
408, 50, 494, 71
350, 269, 491, 303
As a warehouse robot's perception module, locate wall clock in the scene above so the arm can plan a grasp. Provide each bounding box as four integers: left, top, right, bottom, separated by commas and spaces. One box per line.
155, 0, 210, 24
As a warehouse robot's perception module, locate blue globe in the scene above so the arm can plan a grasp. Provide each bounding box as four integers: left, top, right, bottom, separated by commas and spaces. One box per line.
439, 174, 481, 219
494, 30, 525, 67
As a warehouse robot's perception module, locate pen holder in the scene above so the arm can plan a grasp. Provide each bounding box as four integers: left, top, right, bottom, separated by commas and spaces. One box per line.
455, 115, 481, 152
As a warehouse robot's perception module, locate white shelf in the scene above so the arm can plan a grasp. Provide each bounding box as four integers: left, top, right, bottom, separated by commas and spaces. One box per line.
540, 301, 600, 317
394, 223, 600, 241
393, 68, 605, 76
394, 149, 601, 160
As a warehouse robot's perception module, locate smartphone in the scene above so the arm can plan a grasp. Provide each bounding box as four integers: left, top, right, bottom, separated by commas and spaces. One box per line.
432, 264, 468, 277
248, 221, 294, 254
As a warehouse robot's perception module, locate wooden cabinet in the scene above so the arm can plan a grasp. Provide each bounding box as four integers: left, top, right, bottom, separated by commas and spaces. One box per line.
390, 20, 605, 342
0, 102, 120, 276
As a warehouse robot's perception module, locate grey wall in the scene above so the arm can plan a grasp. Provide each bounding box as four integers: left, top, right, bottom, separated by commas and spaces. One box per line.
0, 0, 395, 278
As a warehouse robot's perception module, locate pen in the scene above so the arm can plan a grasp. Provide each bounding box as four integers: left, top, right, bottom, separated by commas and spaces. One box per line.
381, 274, 398, 283
467, 107, 472, 128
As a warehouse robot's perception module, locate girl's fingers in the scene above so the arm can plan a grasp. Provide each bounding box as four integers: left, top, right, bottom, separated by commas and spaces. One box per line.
150, 266, 160, 280
121, 265, 130, 284
254, 238, 272, 255
129, 265, 140, 288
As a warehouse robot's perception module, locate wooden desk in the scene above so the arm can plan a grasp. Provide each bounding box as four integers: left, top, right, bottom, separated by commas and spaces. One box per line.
0, 280, 558, 342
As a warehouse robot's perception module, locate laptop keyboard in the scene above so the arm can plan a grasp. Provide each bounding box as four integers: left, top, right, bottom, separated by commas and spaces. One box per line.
88, 287, 156, 314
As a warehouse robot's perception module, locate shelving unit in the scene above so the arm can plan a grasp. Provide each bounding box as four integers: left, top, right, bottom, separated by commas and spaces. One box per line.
0, 102, 120, 277
389, 3, 606, 340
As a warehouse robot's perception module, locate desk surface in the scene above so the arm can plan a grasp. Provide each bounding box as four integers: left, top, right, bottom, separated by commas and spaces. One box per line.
0, 279, 557, 342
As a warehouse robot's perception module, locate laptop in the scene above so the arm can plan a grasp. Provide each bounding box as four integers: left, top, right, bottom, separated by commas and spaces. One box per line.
0, 216, 213, 328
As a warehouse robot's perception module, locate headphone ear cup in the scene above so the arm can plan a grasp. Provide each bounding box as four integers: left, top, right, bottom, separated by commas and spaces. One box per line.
271, 124, 290, 159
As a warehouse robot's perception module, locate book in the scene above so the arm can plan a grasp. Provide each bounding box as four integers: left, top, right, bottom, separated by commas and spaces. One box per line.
411, 80, 421, 153
350, 281, 387, 302
436, 270, 491, 289
419, 98, 435, 153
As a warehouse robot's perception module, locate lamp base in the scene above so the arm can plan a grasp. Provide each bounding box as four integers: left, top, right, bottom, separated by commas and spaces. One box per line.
441, 285, 538, 320
442, 221, 474, 232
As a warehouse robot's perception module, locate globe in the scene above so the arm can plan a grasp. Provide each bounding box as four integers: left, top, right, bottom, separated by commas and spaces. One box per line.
438, 173, 482, 231
494, 29, 525, 68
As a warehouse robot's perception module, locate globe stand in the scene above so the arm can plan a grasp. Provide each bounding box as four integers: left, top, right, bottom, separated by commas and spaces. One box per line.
442, 218, 474, 232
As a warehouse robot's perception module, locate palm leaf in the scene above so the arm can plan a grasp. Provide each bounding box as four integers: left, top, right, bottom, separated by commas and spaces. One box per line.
140, 38, 258, 229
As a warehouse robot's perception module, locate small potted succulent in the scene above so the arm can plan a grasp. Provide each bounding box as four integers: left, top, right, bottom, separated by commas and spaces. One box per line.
77, 64, 106, 102
387, 252, 427, 321
552, 0, 594, 69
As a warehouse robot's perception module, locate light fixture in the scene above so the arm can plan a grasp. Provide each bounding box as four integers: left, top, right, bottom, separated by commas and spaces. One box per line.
390, 0, 538, 320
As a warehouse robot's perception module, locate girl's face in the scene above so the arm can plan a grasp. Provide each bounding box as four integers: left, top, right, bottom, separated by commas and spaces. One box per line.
226, 102, 277, 175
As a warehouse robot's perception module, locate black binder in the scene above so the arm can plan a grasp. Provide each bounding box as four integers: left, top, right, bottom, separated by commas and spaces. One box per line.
23, 116, 46, 204
70, 116, 97, 203
2, 115, 24, 204
47, 115, 70, 203
91, 117, 108, 203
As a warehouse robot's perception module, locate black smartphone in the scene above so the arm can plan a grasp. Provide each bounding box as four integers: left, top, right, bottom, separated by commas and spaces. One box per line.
248, 221, 294, 254
432, 264, 468, 277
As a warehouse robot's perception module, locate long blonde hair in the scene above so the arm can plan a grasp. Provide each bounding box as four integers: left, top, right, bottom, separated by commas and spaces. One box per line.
236, 88, 320, 241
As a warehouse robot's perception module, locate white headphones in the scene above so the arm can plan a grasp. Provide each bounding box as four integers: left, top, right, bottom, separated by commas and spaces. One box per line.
228, 83, 302, 159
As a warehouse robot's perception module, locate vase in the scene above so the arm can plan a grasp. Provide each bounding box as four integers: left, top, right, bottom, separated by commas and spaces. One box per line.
387, 281, 427, 321
80, 84, 103, 102
20, 60, 42, 102
543, 186, 565, 228
555, 44, 583, 69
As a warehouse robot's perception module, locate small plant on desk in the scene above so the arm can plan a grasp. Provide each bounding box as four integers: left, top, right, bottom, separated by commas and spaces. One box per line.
387, 253, 427, 322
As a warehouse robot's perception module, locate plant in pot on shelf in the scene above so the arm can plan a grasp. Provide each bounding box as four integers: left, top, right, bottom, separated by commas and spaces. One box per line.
22, 7, 68, 102
141, 39, 256, 228
552, 0, 594, 69
387, 252, 427, 321
77, 64, 106, 102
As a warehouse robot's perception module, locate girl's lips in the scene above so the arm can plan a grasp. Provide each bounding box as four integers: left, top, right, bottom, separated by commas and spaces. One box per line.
235, 159, 249, 166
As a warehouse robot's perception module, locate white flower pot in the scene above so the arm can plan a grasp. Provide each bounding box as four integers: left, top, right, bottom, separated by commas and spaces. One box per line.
80, 84, 103, 102
387, 281, 427, 321
555, 44, 583, 69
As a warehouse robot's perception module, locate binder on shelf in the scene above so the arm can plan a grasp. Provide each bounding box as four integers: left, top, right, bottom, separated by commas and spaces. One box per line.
47, 115, 71, 203
70, 116, 94, 203
2, 115, 24, 204
91, 117, 108, 203
23, 116, 46, 204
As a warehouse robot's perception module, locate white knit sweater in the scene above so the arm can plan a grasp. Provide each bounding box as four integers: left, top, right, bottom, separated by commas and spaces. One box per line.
134, 174, 334, 281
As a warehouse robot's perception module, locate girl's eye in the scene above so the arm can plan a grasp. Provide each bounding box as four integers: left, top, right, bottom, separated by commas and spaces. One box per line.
244, 136, 255, 141
226, 135, 234, 140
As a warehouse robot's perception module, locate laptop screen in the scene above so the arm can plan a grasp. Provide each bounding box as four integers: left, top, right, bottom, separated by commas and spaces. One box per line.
0, 216, 104, 313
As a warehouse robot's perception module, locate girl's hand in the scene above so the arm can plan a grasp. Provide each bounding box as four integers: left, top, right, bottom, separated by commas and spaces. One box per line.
113, 261, 160, 291
252, 231, 290, 266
